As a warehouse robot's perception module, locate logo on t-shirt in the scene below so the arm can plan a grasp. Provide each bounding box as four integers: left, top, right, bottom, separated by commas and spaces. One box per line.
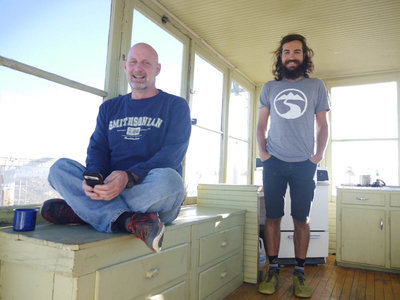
126, 127, 141, 137
108, 116, 163, 140
273, 89, 307, 119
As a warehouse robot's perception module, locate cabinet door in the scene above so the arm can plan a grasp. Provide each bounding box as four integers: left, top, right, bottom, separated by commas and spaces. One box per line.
390, 210, 400, 269
341, 207, 385, 267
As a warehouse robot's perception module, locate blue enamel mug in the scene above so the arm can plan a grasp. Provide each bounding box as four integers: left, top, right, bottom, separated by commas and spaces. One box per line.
13, 208, 38, 231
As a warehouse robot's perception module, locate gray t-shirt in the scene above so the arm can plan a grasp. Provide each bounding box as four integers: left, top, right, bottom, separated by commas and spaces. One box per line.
259, 78, 330, 162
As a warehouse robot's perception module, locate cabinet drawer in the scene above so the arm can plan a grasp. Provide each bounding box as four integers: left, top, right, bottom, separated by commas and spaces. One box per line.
95, 244, 189, 300
340, 191, 385, 206
195, 214, 244, 238
146, 280, 187, 300
199, 226, 243, 266
279, 231, 329, 258
390, 193, 400, 207
199, 252, 242, 299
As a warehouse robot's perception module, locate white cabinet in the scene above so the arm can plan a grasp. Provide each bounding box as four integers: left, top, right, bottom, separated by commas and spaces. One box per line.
196, 182, 330, 284
0, 205, 245, 300
336, 187, 400, 272
278, 231, 329, 259
341, 207, 385, 266
192, 212, 244, 299
197, 184, 260, 284
0, 220, 191, 300
280, 183, 329, 231
95, 244, 190, 300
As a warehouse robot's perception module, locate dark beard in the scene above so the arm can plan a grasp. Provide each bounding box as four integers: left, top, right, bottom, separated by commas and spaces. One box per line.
281, 61, 305, 80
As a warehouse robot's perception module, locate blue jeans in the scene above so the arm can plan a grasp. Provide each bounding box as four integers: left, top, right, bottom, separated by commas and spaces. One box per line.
48, 158, 185, 233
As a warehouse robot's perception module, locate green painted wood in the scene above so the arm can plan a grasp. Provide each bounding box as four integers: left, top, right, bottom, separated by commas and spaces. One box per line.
337, 187, 400, 273
390, 210, 400, 268
197, 184, 259, 283
95, 244, 189, 300
0, 205, 246, 300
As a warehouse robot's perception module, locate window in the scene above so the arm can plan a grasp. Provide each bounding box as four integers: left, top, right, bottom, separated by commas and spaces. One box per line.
0, 1, 110, 206
185, 55, 224, 196
131, 9, 185, 96
226, 82, 250, 184
331, 81, 398, 191
0, 0, 110, 89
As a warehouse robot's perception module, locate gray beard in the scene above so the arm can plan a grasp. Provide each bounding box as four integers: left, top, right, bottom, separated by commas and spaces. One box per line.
130, 82, 148, 90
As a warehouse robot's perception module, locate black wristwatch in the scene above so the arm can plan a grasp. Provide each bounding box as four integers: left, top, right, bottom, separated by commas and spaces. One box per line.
125, 171, 136, 188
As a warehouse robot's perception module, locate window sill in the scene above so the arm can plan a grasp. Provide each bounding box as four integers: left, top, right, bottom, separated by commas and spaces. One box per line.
0, 204, 43, 227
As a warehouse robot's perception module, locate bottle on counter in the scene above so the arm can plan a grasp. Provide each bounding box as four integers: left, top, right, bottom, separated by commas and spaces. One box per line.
375, 170, 380, 181
344, 166, 355, 185
258, 237, 266, 282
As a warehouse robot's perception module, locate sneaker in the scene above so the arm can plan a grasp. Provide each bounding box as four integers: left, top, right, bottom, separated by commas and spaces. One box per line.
258, 269, 279, 295
293, 270, 312, 298
126, 212, 165, 253
40, 198, 86, 225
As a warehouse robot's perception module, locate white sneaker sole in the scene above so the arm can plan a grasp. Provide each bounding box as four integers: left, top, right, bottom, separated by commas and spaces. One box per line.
151, 223, 165, 253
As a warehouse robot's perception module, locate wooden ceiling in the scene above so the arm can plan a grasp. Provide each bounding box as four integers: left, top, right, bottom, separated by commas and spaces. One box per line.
156, 0, 400, 85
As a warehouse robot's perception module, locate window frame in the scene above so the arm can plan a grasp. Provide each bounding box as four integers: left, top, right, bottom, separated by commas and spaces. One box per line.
325, 72, 400, 199
227, 75, 256, 184
0, 0, 258, 221
0, 4, 110, 220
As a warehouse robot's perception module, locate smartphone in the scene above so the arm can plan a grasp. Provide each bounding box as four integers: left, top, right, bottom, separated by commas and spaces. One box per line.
83, 171, 104, 187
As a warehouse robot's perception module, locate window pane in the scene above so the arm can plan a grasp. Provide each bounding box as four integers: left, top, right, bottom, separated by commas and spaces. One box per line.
229, 82, 249, 140
331, 82, 397, 139
0, 0, 110, 89
0, 68, 102, 206
184, 127, 221, 197
191, 55, 223, 130
131, 9, 184, 96
331, 140, 398, 192
226, 138, 248, 184
1, 158, 60, 206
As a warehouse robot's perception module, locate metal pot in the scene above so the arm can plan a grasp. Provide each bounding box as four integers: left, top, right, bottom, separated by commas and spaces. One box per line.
359, 175, 371, 186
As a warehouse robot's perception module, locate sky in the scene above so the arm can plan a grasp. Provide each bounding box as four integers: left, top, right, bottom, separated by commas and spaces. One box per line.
0, 0, 110, 88
0, 1, 112, 162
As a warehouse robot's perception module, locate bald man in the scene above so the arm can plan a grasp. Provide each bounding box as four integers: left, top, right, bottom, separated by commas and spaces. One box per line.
41, 43, 191, 253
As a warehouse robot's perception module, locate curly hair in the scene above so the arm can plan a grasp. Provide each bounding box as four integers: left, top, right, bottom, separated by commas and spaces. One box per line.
272, 34, 314, 81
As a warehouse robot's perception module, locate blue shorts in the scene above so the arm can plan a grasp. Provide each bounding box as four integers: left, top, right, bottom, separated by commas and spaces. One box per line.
262, 156, 317, 222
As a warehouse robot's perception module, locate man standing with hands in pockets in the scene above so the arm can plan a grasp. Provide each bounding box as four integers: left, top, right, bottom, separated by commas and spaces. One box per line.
257, 34, 329, 298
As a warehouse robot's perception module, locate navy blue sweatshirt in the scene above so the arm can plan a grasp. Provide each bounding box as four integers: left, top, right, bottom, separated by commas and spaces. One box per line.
85, 90, 191, 182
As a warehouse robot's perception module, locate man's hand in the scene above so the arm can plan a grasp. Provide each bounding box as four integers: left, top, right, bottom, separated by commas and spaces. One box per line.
260, 151, 271, 162
82, 171, 128, 201
309, 154, 322, 165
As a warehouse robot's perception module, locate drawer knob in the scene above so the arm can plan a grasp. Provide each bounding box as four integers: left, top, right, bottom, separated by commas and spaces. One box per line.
145, 267, 159, 279
356, 197, 368, 201
221, 241, 228, 247
220, 271, 227, 278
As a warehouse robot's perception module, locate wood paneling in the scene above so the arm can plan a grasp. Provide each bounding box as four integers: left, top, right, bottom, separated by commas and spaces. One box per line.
197, 184, 260, 284
156, 0, 400, 84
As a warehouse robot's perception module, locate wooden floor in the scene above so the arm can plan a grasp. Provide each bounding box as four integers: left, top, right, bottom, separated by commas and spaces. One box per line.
225, 255, 400, 299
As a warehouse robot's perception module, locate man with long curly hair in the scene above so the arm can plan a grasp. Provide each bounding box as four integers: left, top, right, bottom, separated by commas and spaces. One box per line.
257, 34, 330, 298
